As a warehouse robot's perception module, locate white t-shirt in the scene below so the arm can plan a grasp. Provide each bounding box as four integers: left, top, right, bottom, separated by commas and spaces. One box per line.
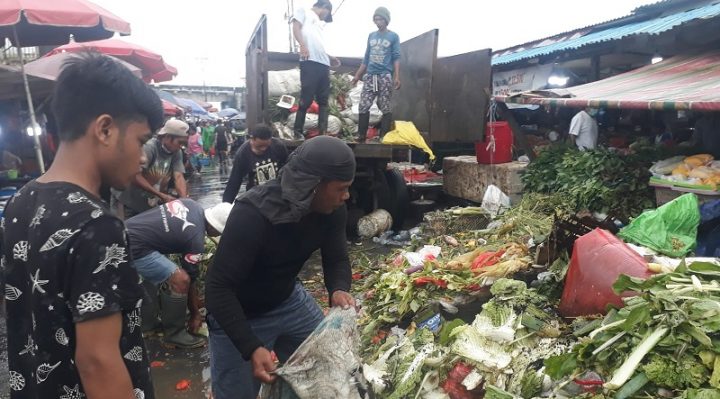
569, 110, 598, 150
292, 8, 330, 66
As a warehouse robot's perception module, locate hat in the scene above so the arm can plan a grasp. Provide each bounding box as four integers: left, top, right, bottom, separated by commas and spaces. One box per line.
204, 202, 233, 234
314, 0, 333, 22
158, 119, 189, 137
374, 7, 390, 24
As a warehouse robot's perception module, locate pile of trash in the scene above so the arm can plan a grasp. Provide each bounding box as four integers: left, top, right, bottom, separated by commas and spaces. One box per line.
350, 191, 720, 398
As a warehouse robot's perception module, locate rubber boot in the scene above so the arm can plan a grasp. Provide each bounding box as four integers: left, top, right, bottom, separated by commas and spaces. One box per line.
357, 112, 370, 143
141, 281, 161, 334
293, 107, 308, 139
159, 291, 206, 349
380, 112, 394, 138
318, 105, 329, 136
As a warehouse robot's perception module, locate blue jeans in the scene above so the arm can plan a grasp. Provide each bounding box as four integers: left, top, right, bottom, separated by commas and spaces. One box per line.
208, 282, 325, 399
132, 251, 178, 285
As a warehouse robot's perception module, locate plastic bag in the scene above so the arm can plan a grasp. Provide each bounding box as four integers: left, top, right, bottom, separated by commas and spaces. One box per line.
480, 185, 510, 218
618, 193, 700, 257
382, 121, 435, 161
559, 229, 654, 317
259, 308, 366, 399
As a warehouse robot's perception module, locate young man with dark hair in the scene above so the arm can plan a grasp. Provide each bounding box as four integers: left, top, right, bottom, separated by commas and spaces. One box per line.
112, 119, 189, 218
2, 54, 163, 399
207, 136, 356, 399
291, 0, 340, 139
352, 6, 401, 143
221, 124, 288, 203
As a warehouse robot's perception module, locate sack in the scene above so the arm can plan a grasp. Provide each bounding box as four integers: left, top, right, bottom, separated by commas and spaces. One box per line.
259, 308, 365, 399
268, 69, 302, 97
559, 229, 654, 317
618, 193, 700, 257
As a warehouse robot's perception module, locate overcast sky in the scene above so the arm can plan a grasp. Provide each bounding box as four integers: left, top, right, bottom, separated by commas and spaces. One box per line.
90, 0, 658, 87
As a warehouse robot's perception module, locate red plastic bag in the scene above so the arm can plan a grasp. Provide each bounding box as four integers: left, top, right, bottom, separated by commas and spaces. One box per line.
559, 229, 654, 317
289, 101, 320, 114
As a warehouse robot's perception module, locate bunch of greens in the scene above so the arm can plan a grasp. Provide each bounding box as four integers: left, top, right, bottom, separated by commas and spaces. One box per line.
545, 261, 720, 398
522, 147, 656, 219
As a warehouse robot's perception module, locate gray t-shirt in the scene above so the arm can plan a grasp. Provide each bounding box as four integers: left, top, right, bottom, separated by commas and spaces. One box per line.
126, 198, 205, 262
292, 8, 329, 66
116, 137, 185, 213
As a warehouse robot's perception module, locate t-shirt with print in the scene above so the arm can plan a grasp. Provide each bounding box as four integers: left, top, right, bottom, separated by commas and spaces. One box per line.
116, 137, 185, 213
291, 8, 330, 66
126, 198, 206, 280
222, 138, 289, 203
363, 30, 401, 75
1, 181, 153, 399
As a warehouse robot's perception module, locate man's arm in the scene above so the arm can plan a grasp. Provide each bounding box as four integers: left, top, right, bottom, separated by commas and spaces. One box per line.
187, 282, 202, 334
292, 20, 308, 59
393, 60, 401, 90
76, 314, 135, 399
134, 173, 173, 203
222, 148, 249, 203
352, 64, 367, 86
320, 206, 354, 308
392, 34, 402, 90
173, 172, 188, 198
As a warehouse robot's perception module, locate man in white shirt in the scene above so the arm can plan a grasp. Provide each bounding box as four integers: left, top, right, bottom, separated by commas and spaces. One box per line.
291, 0, 340, 139
569, 108, 599, 150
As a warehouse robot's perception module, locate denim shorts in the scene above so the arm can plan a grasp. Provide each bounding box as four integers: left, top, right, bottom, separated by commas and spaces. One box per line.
132, 251, 178, 285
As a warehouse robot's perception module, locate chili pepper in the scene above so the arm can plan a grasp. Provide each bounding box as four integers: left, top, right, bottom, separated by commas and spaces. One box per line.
351, 273, 363, 281
175, 379, 191, 391
413, 277, 448, 288
471, 249, 505, 270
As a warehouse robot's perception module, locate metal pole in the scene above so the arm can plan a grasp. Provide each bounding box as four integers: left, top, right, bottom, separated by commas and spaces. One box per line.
13, 27, 45, 174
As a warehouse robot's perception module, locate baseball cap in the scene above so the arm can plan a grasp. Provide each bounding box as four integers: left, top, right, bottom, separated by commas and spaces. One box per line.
315, 0, 333, 22
204, 202, 233, 234
158, 119, 189, 137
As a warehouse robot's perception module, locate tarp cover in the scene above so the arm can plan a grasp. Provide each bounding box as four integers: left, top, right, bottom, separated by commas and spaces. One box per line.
496, 51, 720, 111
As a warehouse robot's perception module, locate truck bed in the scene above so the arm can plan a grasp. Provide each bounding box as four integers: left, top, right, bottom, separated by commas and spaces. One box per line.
280, 139, 397, 160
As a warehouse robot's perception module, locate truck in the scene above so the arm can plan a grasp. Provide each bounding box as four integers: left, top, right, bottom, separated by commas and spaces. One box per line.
244, 15, 493, 230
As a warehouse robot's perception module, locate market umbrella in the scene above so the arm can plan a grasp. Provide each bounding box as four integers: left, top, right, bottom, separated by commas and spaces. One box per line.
45, 38, 178, 83
175, 97, 208, 116
0, 0, 132, 173
161, 99, 183, 117
24, 51, 142, 81
154, 89, 183, 107
217, 107, 239, 118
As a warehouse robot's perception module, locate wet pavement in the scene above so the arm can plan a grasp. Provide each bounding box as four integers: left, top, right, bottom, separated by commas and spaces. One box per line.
0, 161, 389, 398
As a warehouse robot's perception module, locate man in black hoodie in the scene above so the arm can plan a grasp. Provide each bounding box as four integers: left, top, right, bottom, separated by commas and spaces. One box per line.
206, 136, 356, 399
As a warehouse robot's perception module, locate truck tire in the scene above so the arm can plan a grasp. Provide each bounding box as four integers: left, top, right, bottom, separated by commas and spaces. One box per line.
376, 169, 409, 231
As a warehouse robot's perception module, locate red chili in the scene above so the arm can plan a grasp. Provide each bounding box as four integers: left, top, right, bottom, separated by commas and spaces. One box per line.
573, 378, 604, 386
413, 277, 448, 288
471, 249, 505, 270
351, 273, 363, 280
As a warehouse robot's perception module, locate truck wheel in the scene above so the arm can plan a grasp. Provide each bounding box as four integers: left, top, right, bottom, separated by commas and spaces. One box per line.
376, 169, 409, 231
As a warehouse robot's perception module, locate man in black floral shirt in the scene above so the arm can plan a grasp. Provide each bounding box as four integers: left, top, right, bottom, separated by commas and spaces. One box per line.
1, 54, 163, 398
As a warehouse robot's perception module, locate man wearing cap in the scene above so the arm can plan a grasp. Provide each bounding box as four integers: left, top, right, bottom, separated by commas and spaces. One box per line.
206, 136, 356, 399
352, 7, 401, 143
126, 199, 232, 348
112, 119, 190, 218
291, 0, 340, 139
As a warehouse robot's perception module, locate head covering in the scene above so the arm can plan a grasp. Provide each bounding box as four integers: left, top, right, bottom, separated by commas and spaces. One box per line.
314, 0, 333, 22
158, 119, 189, 137
374, 7, 390, 24
205, 202, 233, 234
238, 136, 355, 224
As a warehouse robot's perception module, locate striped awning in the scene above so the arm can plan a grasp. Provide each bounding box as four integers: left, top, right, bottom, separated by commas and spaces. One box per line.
495, 51, 720, 111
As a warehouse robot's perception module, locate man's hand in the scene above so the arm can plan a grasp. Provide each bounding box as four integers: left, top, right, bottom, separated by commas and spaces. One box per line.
299, 45, 309, 60
188, 313, 203, 335
159, 193, 176, 204
168, 268, 190, 295
331, 290, 356, 309
251, 347, 277, 384
330, 57, 342, 68
351, 78, 359, 87
394, 77, 402, 90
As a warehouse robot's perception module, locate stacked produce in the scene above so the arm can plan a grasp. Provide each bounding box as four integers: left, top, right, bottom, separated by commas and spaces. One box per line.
521, 146, 657, 220
651, 154, 720, 190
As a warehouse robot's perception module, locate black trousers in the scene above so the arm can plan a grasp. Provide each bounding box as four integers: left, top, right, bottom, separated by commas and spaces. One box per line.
294, 61, 330, 135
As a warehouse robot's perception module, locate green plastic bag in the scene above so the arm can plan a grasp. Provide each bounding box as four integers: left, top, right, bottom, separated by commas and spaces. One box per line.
618, 193, 700, 257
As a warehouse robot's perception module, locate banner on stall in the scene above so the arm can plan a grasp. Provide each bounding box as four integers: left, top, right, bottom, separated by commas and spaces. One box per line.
492, 64, 553, 96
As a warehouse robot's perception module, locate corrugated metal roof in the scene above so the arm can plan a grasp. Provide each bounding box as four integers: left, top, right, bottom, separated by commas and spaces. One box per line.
492, 2, 720, 65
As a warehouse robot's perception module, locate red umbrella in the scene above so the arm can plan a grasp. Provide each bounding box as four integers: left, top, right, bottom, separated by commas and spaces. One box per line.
0, 0, 132, 174
0, 0, 130, 46
162, 99, 183, 117
46, 38, 178, 83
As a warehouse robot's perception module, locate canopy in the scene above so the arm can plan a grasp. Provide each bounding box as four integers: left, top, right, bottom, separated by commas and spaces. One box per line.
161, 99, 183, 117
217, 107, 239, 118
496, 51, 720, 111
45, 38, 177, 82
24, 52, 141, 80
175, 97, 208, 115
0, 64, 52, 100
0, 0, 131, 46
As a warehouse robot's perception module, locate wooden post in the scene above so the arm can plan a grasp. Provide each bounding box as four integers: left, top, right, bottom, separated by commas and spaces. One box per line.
496, 101, 535, 161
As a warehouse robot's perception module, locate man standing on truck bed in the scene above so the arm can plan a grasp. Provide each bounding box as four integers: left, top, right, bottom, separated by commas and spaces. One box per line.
352, 7, 401, 143
291, 0, 340, 139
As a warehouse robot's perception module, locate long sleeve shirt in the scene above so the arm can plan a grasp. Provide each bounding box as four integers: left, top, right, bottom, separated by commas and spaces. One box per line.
205, 202, 351, 359
222, 139, 288, 203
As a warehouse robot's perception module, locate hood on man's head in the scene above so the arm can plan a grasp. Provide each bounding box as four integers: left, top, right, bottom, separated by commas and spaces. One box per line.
290, 136, 355, 182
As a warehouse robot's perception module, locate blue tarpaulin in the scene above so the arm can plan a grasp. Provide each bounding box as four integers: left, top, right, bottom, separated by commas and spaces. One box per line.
175, 97, 207, 115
